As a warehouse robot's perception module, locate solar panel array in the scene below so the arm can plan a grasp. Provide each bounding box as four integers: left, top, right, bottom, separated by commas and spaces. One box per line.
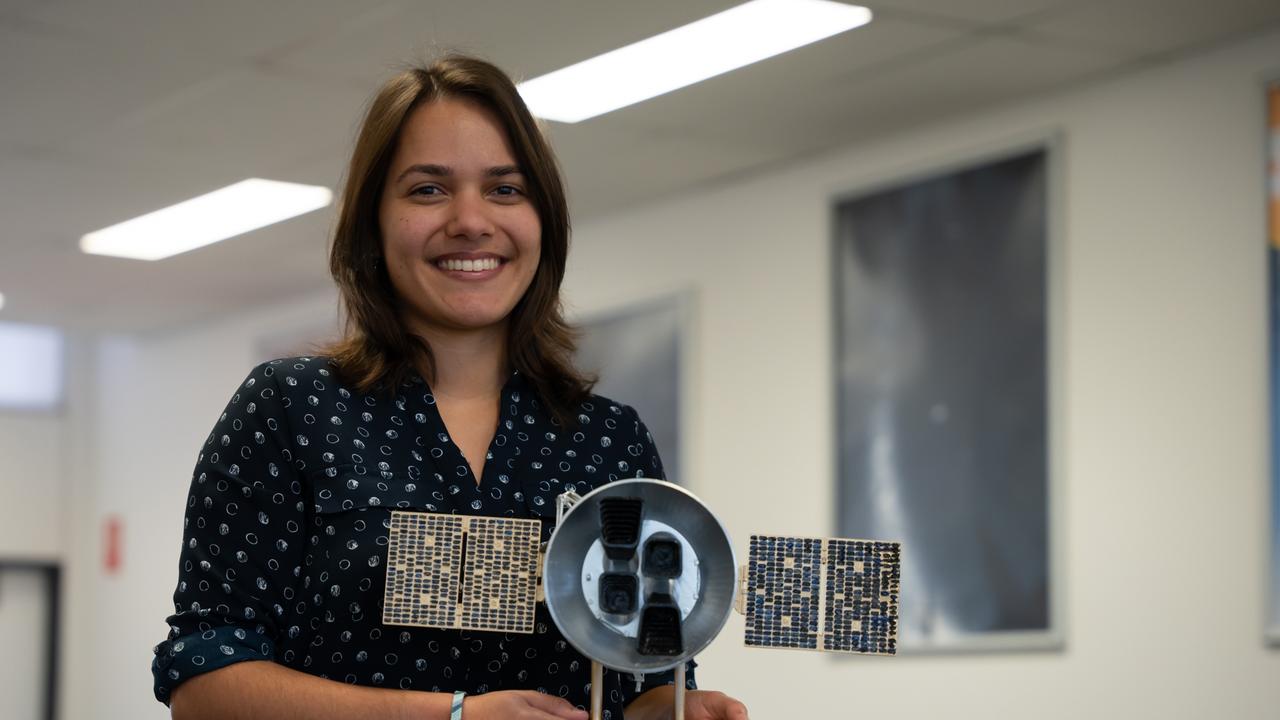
382, 509, 900, 656
383, 511, 541, 633
744, 534, 899, 655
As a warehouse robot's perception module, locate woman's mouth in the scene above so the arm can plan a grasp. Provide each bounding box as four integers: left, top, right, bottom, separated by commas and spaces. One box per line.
435, 257, 502, 272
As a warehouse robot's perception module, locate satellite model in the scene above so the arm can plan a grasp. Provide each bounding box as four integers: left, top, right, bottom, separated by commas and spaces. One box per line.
381, 479, 901, 720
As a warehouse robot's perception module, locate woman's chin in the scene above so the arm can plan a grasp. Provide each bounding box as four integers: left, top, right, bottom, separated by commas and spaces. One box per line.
418, 312, 511, 334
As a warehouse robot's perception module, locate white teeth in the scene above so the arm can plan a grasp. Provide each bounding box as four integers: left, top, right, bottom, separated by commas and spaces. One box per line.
437, 257, 500, 272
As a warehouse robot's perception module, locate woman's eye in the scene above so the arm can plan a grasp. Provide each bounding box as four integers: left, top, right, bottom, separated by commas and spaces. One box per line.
411, 185, 443, 197
493, 185, 522, 197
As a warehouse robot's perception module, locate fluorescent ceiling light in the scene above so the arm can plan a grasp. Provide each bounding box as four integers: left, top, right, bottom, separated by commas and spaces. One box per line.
80, 178, 332, 261
517, 0, 872, 123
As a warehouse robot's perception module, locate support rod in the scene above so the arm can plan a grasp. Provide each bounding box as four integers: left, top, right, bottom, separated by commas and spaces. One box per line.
590, 661, 603, 720
674, 662, 686, 720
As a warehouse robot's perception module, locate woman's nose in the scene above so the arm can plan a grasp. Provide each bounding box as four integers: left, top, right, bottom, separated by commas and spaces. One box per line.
445, 189, 495, 240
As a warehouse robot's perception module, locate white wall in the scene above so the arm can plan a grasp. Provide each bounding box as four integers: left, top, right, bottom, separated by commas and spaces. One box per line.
57, 294, 340, 720
66, 27, 1280, 719
0, 333, 89, 720
0, 353, 67, 720
0, 412, 64, 559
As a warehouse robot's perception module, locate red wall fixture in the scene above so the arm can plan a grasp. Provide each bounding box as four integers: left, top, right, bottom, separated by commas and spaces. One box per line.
104, 515, 123, 575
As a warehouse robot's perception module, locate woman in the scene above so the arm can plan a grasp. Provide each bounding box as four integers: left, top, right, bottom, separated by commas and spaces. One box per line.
151, 55, 748, 720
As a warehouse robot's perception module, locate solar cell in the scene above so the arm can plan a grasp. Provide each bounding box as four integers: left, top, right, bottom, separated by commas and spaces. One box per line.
458, 516, 542, 633
822, 539, 899, 654
382, 511, 464, 629
743, 534, 821, 650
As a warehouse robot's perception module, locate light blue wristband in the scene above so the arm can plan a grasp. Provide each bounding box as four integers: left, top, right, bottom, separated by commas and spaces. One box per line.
450, 691, 466, 720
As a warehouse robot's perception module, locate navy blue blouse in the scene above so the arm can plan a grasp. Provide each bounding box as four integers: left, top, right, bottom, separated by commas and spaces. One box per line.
152, 355, 694, 718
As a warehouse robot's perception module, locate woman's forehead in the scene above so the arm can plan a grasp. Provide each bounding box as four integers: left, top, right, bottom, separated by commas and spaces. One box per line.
393, 98, 517, 169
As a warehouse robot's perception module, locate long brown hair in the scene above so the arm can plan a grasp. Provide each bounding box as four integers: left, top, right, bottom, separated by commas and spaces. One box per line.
318, 54, 593, 425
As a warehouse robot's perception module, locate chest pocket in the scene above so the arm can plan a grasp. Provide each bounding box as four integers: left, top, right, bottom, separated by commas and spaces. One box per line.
517, 468, 612, 548
310, 465, 438, 515
304, 466, 439, 615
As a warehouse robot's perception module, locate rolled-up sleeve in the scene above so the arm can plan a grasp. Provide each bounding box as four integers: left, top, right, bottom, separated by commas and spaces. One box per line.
152, 362, 306, 705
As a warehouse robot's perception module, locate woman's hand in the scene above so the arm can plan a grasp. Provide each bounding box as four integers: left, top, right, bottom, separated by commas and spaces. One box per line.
461, 690, 588, 720
682, 690, 749, 720
624, 687, 749, 720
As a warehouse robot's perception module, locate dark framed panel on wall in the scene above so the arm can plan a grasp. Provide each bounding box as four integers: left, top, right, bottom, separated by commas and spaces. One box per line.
833, 141, 1061, 652
1267, 80, 1280, 646
575, 294, 688, 485
0, 561, 60, 720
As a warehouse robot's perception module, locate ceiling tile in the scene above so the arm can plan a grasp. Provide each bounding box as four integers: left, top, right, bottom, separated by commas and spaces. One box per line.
818, 32, 1127, 133
1023, 0, 1280, 56
0, 21, 223, 148
267, 0, 743, 90
58, 65, 368, 192
549, 121, 787, 222
861, 0, 1073, 24
583, 16, 964, 153
7, 0, 385, 63
0, 150, 170, 248
0, 201, 336, 334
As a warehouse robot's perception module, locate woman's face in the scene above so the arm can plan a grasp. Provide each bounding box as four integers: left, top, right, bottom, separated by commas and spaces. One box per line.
378, 97, 541, 337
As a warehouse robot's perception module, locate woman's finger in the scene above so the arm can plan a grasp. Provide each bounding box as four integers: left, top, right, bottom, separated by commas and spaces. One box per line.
702, 691, 749, 720
522, 690, 588, 719
527, 709, 584, 720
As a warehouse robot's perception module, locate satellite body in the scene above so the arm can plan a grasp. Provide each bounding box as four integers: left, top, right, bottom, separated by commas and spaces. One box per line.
543, 480, 739, 673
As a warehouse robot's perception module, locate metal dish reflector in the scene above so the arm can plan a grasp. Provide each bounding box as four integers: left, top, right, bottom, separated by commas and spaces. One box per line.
543, 479, 737, 673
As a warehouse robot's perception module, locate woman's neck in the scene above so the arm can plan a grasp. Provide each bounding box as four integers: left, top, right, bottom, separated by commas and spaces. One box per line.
410, 321, 509, 400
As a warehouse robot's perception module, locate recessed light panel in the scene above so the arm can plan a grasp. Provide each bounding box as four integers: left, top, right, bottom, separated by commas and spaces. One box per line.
518, 0, 872, 123
80, 178, 332, 261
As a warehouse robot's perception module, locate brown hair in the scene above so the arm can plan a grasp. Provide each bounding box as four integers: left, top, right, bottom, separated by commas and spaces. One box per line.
318, 54, 593, 425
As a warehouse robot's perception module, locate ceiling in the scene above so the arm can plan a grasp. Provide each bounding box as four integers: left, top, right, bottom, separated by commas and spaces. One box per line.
2, 0, 1278, 334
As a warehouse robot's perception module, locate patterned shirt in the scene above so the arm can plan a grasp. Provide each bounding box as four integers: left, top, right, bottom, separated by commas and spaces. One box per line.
152, 355, 695, 718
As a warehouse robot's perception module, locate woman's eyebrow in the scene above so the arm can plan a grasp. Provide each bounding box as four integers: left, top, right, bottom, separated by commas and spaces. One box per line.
396, 164, 524, 183
397, 163, 450, 182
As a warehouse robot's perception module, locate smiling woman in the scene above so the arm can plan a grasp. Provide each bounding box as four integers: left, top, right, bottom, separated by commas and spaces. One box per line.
379, 99, 542, 342
321, 57, 589, 429
150, 55, 748, 720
